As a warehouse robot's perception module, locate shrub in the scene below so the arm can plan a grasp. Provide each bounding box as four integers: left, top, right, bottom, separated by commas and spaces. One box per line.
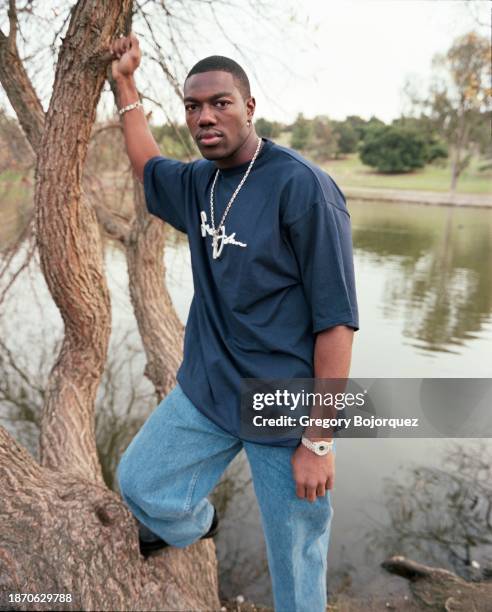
359, 125, 428, 173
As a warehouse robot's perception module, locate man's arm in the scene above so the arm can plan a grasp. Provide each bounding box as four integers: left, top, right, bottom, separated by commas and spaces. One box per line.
314, 325, 354, 379
110, 34, 160, 182
291, 325, 354, 502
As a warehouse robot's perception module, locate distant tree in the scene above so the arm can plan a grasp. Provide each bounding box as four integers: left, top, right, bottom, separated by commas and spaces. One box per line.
431, 32, 490, 190
290, 114, 340, 160
254, 117, 282, 139
332, 120, 358, 156
290, 112, 313, 150
344, 115, 368, 141
406, 31, 491, 191
359, 125, 428, 173
310, 115, 339, 160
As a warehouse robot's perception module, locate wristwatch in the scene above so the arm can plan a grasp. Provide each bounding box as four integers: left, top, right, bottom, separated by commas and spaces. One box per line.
301, 436, 334, 456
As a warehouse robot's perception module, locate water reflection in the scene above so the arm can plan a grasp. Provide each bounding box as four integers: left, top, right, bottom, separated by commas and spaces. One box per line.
365, 440, 492, 582
350, 201, 492, 355
1, 197, 492, 604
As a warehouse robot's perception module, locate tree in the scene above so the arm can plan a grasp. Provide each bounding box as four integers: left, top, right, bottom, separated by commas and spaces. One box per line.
310, 115, 339, 160
359, 125, 428, 173
409, 31, 491, 191
254, 117, 282, 139
344, 114, 368, 141
332, 120, 359, 156
290, 114, 340, 160
0, 1, 219, 608
432, 32, 490, 191
290, 112, 312, 150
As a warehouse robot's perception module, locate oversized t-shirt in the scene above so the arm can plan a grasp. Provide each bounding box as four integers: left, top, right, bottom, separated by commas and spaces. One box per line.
144, 137, 359, 446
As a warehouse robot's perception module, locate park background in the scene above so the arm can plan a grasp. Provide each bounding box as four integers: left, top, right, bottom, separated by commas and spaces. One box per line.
0, 0, 491, 610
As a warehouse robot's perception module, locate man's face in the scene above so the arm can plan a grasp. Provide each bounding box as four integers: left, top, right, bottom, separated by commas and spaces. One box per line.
183, 70, 254, 161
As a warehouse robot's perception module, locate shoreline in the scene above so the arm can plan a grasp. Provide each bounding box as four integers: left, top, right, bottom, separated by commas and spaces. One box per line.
344, 186, 492, 208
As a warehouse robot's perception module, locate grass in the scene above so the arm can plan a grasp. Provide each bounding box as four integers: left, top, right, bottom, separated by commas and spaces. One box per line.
273, 132, 491, 195
2, 139, 490, 196
323, 154, 492, 195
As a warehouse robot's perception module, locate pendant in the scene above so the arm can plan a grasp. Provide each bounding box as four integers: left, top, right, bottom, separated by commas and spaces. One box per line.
212, 226, 226, 259
200, 211, 247, 260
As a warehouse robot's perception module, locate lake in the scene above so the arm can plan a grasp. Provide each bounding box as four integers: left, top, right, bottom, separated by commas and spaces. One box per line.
1, 196, 491, 605
163, 199, 492, 602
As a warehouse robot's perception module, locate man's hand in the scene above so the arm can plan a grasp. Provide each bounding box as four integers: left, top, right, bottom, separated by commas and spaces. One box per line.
291, 444, 335, 502
110, 33, 141, 81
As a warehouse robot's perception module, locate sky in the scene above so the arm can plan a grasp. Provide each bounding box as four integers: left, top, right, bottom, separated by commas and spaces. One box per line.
170, 0, 490, 124
0, 0, 490, 126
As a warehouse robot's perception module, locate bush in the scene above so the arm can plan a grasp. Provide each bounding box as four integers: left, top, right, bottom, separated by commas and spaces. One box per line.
359, 125, 428, 173
427, 140, 449, 163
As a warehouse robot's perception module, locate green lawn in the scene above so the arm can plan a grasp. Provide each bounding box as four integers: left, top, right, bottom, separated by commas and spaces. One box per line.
323, 154, 491, 195
273, 133, 491, 195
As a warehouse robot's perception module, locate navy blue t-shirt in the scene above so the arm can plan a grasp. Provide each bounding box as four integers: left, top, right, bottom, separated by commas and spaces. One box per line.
144, 138, 359, 445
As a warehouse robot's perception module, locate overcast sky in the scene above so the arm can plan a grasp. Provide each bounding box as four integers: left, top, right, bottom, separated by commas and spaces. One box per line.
1, 0, 490, 126
171, 0, 490, 124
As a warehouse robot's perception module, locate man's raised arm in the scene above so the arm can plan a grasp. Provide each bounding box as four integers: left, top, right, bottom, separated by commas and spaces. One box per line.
110, 34, 160, 182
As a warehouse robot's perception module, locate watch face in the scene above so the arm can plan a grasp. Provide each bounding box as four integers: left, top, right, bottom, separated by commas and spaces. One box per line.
302, 437, 332, 455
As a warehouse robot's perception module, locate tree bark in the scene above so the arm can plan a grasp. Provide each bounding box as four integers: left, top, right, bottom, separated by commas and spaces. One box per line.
0, 426, 220, 611
33, 0, 131, 482
0, 31, 44, 150
125, 178, 184, 400
0, 1, 220, 609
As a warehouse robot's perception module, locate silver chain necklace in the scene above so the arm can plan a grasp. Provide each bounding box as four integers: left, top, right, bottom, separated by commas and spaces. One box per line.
200, 137, 263, 260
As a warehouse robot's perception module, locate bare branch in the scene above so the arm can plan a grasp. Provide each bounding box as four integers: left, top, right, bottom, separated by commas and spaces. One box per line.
0, 25, 44, 150
137, 3, 184, 102
7, 0, 17, 50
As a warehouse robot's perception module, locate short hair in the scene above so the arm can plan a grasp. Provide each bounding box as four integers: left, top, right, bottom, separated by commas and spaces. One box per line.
185, 56, 251, 100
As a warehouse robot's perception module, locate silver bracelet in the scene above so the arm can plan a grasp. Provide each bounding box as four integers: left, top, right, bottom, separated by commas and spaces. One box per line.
118, 100, 143, 116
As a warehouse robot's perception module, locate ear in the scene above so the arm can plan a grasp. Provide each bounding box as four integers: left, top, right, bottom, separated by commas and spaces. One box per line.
246, 96, 256, 120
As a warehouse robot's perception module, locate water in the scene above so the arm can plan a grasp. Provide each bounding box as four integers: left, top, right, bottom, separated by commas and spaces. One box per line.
164, 199, 492, 602
1, 197, 492, 604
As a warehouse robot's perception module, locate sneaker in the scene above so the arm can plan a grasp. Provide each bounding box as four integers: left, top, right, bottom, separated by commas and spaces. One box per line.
139, 507, 219, 558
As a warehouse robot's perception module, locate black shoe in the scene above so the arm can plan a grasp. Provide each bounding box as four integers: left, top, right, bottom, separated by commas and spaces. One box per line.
139, 508, 219, 558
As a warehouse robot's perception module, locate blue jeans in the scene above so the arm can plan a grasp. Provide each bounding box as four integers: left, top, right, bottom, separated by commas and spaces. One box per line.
116, 384, 334, 612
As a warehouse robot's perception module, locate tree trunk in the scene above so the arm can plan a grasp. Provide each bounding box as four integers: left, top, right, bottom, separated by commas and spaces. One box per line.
33, 0, 129, 483
125, 178, 183, 400
0, 1, 220, 608
450, 102, 467, 194
0, 426, 220, 611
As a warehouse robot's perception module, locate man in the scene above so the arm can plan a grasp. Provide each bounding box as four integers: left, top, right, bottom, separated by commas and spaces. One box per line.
112, 33, 359, 612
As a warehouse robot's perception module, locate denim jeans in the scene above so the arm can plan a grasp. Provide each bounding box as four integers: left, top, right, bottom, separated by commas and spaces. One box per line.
116, 384, 334, 612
